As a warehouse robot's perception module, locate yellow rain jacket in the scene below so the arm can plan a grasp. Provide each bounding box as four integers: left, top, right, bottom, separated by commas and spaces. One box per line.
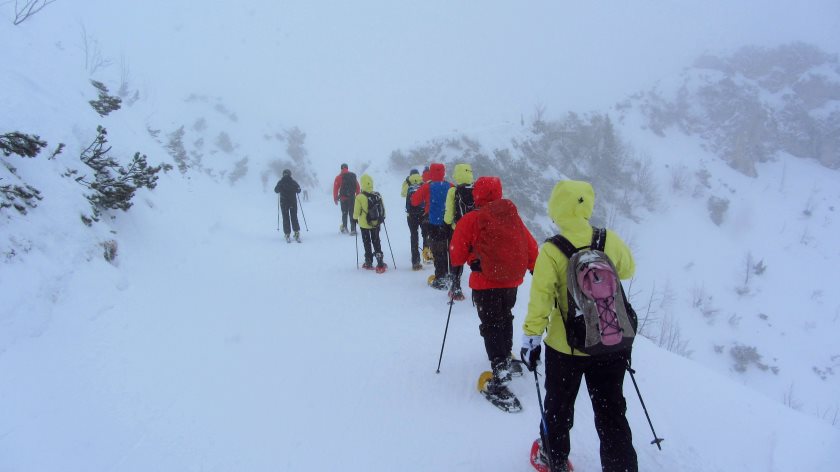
443, 163, 474, 227
401, 171, 423, 198
353, 174, 386, 229
522, 180, 636, 355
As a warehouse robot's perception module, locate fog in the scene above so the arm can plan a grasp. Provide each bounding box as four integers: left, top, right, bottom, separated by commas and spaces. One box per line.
23, 0, 840, 170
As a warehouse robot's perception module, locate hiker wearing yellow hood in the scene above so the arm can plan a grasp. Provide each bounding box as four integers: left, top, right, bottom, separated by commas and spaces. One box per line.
521, 180, 638, 472
353, 174, 387, 271
443, 163, 475, 299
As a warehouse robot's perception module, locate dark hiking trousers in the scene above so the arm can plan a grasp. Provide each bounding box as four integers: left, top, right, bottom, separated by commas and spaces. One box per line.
427, 223, 451, 280
543, 346, 638, 472
280, 199, 300, 235
472, 288, 517, 364
407, 212, 423, 265
340, 198, 356, 231
361, 227, 383, 264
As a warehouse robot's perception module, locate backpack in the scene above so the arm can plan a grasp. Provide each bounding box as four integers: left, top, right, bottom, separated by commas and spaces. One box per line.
546, 228, 637, 356
339, 172, 357, 198
405, 180, 425, 215
365, 192, 384, 226
453, 184, 475, 223
428, 181, 450, 225
474, 199, 529, 283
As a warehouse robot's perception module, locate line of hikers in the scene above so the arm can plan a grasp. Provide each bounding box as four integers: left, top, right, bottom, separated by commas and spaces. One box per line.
278, 162, 640, 472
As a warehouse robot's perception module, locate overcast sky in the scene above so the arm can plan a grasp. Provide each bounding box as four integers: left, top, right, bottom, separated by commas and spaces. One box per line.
25, 0, 840, 164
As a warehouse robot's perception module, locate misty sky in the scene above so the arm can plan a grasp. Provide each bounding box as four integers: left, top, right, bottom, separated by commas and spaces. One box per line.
23, 0, 840, 165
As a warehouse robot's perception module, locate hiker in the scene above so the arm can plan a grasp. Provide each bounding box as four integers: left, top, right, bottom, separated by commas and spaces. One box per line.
274, 169, 302, 243
449, 176, 538, 399
353, 174, 387, 272
333, 163, 360, 235
443, 163, 475, 300
401, 168, 426, 270
410, 163, 453, 289
521, 180, 638, 472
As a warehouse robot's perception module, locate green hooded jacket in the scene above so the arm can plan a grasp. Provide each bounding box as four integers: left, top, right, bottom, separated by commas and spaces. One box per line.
522, 180, 635, 355
353, 174, 385, 229
444, 163, 474, 227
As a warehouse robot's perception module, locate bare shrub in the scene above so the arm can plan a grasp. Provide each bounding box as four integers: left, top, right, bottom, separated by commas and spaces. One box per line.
102, 239, 117, 263
707, 196, 729, 225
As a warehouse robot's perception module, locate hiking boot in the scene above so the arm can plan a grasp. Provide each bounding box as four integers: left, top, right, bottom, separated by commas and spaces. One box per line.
448, 287, 465, 301
284, 234, 291, 243
362, 261, 374, 270
412, 262, 423, 271
509, 354, 524, 377
294, 231, 301, 242
429, 277, 448, 290
350, 230, 357, 236
340, 225, 347, 234
531, 438, 571, 472
491, 358, 512, 386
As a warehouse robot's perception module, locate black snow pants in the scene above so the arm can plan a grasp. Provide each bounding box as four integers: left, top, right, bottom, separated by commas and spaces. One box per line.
407, 212, 423, 265
361, 227, 383, 265
281, 199, 300, 236
340, 198, 356, 232
471, 288, 517, 364
542, 346, 638, 472
427, 223, 451, 281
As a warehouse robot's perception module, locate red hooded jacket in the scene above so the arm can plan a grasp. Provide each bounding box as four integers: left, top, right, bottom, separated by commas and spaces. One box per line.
333, 168, 360, 203
449, 176, 538, 289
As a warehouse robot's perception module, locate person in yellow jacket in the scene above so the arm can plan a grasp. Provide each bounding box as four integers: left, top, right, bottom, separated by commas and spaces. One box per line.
401, 169, 426, 270
443, 163, 474, 300
520, 180, 638, 472
353, 174, 387, 271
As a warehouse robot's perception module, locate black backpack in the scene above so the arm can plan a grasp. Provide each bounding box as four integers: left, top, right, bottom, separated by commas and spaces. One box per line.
339, 172, 357, 198
405, 179, 425, 215
366, 192, 384, 226
453, 184, 475, 223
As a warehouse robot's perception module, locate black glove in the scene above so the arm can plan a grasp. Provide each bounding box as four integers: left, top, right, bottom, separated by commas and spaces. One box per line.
469, 259, 482, 272
520, 335, 542, 371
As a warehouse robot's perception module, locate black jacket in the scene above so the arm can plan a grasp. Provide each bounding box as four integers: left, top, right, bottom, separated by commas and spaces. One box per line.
274, 175, 301, 203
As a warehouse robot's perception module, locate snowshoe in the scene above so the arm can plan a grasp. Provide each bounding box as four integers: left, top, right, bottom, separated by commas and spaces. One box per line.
340, 225, 348, 234
350, 230, 357, 236
477, 371, 522, 413
428, 275, 448, 290
362, 262, 374, 270
448, 287, 465, 301
422, 247, 433, 264
412, 262, 423, 271
285, 234, 291, 243
509, 355, 524, 378
530, 438, 574, 472
294, 231, 301, 243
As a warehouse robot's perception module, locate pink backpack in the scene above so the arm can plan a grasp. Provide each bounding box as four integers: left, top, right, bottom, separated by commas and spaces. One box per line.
548, 228, 637, 355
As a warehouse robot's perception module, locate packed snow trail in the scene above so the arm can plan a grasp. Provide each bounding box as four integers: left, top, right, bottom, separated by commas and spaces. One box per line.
0, 176, 838, 471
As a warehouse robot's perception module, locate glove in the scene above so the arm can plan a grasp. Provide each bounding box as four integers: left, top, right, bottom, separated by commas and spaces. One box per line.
469, 259, 482, 272
520, 334, 542, 371
334, 200, 338, 205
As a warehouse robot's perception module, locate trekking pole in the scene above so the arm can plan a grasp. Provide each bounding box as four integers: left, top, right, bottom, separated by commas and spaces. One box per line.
355, 226, 359, 269
626, 361, 665, 450
382, 221, 397, 269
296, 194, 309, 231
435, 292, 456, 373
532, 368, 556, 472
276, 194, 280, 231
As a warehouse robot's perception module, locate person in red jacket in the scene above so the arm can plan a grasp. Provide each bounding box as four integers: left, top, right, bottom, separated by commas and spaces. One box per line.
333, 163, 360, 235
449, 176, 538, 403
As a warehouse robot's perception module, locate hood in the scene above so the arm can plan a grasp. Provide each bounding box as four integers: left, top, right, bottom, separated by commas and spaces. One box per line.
360, 174, 374, 192
548, 180, 594, 235
339, 168, 350, 175
473, 176, 502, 207
407, 173, 423, 185
428, 163, 445, 182
452, 163, 474, 185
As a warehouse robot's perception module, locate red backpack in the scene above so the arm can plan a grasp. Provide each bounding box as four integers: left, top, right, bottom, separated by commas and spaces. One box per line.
474, 199, 529, 283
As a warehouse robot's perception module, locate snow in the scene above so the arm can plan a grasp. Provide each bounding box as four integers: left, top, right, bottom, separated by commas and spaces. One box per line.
3, 1, 840, 471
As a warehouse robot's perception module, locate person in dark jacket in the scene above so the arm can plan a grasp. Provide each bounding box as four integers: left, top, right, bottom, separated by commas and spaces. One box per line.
274, 169, 302, 243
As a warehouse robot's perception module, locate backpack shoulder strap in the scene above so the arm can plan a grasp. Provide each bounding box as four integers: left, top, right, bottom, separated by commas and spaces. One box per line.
546, 234, 579, 260
590, 227, 606, 251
